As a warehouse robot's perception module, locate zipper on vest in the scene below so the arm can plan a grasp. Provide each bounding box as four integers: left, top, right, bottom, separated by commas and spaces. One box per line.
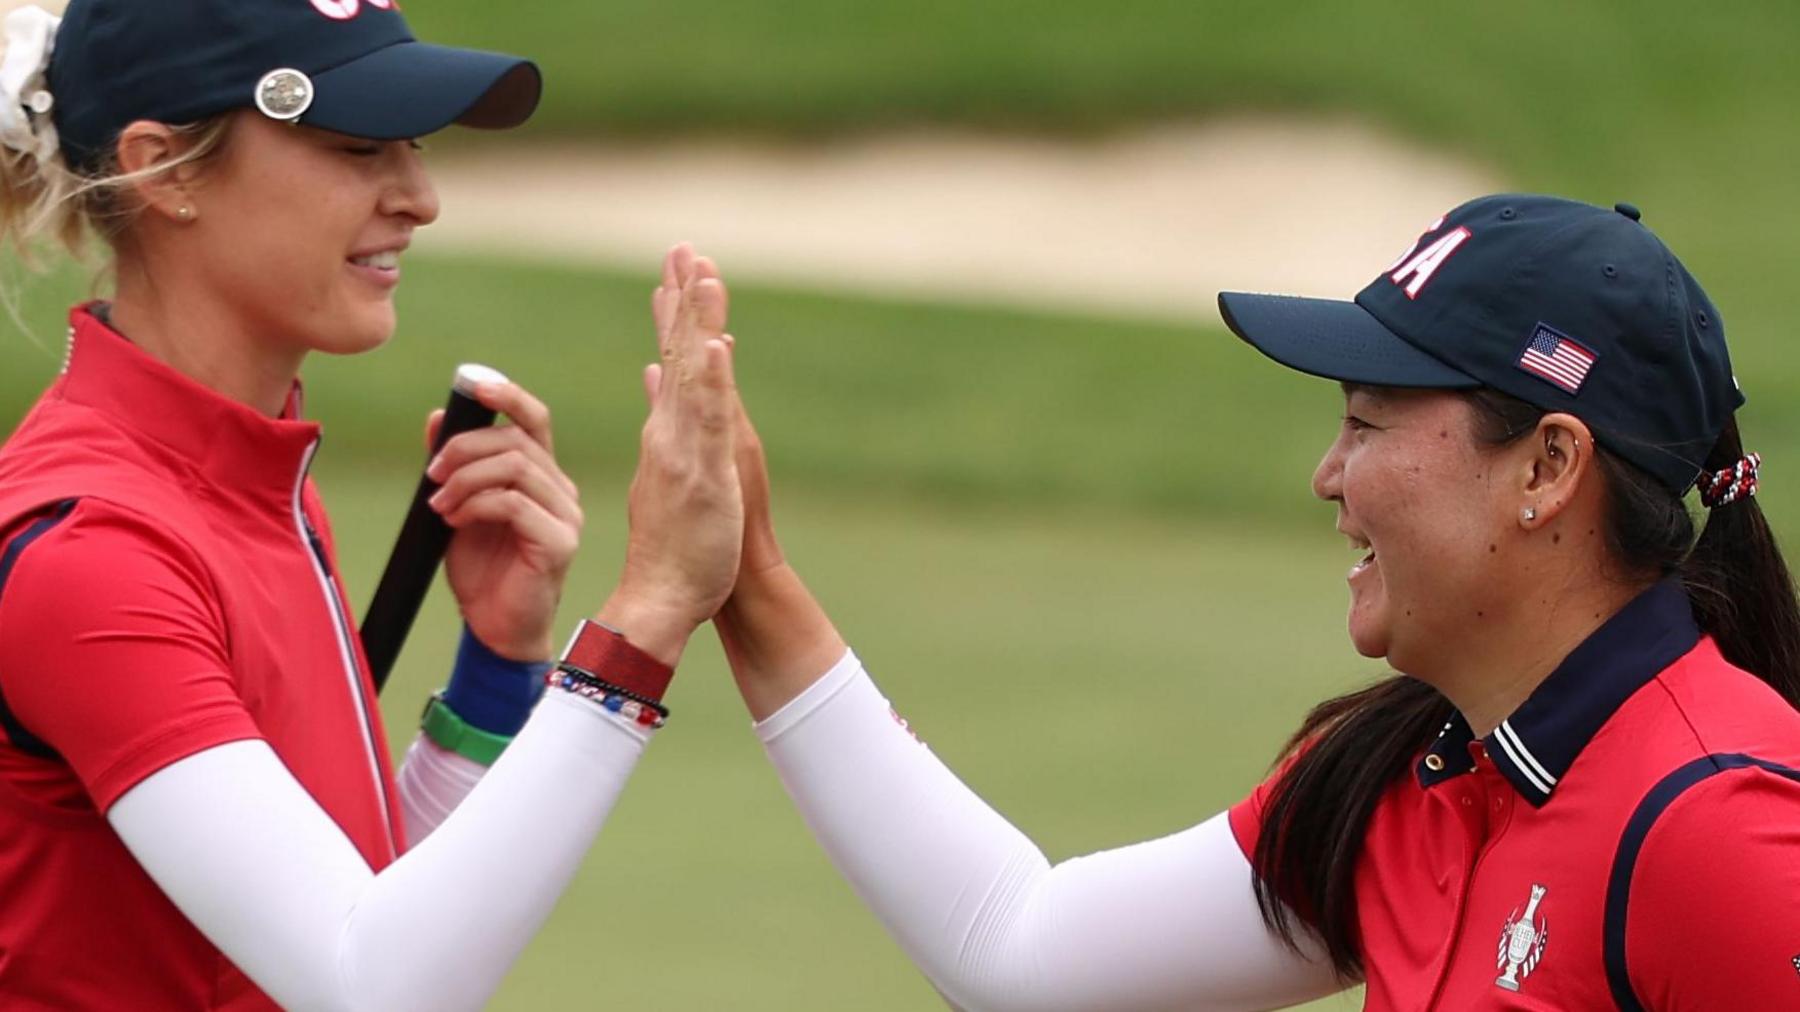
292, 438, 396, 856
301, 516, 332, 574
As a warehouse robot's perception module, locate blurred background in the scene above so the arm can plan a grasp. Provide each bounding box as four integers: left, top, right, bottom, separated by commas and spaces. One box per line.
3, 1, 1796, 1007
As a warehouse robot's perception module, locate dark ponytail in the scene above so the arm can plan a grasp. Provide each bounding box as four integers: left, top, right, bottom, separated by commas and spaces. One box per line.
1682, 420, 1800, 702
1251, 390, 1800, 979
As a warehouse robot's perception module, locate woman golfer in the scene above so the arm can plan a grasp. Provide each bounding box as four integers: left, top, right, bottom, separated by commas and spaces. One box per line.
701, 195, 1800, 1009
0, 2, 742, 1007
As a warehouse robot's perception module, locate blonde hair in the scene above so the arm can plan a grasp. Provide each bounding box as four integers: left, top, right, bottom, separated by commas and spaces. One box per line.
0, 117, 232, 264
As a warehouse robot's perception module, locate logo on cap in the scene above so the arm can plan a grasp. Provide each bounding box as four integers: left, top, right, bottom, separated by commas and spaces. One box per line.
255, 69, 315, 122
1516, 324, 1597, 395
1388, 224, 1472, 300
308, 0, 396, 20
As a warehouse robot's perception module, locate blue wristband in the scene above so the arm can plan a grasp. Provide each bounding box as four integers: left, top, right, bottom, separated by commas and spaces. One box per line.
439, 626, 550, 736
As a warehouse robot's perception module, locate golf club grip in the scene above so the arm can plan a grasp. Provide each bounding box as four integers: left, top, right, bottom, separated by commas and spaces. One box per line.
361, 365, 505, 693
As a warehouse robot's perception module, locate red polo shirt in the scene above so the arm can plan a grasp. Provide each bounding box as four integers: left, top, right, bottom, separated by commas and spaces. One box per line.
1231, 580, 1800, 1009
0, 305, 402, 1009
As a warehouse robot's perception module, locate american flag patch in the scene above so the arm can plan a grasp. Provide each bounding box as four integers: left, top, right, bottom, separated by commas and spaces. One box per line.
1517, 324, 1597, 394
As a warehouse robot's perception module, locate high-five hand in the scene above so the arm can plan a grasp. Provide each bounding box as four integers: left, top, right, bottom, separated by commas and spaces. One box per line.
660, 254, 848, 720
597, 243, 745, 666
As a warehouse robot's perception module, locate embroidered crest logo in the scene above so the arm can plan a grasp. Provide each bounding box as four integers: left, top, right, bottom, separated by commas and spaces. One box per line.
1495, 883, 1549, 992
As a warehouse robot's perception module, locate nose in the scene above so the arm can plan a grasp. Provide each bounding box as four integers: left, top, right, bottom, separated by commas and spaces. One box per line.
381, 142, 441, 227
1312, 430, 1346, 503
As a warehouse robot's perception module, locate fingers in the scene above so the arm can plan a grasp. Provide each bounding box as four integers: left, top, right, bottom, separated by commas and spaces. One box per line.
660, 275, 729, 420
648, 245, 736, 472
688, 339, 733, 479
687, 277, 729, 339
439, 488, 580, 561
429, 424, 580, 505
430, 440, 582, 522
467, 381, 558, 454
652, 244, 728, 387
652, 242, 696, 364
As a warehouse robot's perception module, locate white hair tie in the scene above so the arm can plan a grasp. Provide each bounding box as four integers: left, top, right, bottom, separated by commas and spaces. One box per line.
0, 5, 62, 164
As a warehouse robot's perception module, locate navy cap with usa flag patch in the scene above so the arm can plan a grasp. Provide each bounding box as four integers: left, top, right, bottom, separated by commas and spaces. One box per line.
1217, 194, 1743, 492
49, 0, 542, 173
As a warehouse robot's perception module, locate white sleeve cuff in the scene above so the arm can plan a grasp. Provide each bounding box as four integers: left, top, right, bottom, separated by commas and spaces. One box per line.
754, 647, 862, 742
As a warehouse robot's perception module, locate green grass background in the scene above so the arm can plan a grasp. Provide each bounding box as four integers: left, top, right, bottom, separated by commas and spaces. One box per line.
3, 1, 1797, 1006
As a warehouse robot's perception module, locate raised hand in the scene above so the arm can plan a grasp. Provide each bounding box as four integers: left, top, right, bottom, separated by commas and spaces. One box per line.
596, 243, 744, 665
426, 381, 582, 661
652, 249, 783, 579
659, 251, 847, 719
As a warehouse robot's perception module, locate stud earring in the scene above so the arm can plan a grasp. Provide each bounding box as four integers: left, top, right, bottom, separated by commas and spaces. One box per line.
176, 206, 193, 221
1522, 507, 1537, 522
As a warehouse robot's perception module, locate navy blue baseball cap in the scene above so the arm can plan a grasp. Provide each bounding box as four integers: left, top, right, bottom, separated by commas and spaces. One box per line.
48, 0, 542, 171
1218, 194, 1743, 493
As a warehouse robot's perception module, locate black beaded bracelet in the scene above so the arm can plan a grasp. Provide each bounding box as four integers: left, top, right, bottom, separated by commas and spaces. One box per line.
554, 661, 671, 719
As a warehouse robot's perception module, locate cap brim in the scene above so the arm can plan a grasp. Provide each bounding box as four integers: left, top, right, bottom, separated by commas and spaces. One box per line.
1216, 292, 1480, 389
303, 42, 542, 140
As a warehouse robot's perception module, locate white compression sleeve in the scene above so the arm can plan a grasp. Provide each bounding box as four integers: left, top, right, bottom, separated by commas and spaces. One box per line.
396, 732, 489, 844
108, 690, 647, 1012
758, 650, 1343, 1012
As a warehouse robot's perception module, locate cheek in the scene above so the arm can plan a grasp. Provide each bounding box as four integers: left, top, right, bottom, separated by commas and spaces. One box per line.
1348, 443, 1495, 571
214, 190, 361, 302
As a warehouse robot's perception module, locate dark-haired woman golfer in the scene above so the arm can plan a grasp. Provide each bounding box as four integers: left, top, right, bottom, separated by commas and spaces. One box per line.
699, 195, 1800, 1009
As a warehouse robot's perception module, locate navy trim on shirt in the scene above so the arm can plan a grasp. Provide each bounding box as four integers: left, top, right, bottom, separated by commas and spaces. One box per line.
0, 500, 79, 759
1418, 579, 1700, 806
1603, 753, 1800, 1011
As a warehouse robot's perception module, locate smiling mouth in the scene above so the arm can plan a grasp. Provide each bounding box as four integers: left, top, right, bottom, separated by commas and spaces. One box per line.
1343, 532, 1376, 576
350, 251, 401, 270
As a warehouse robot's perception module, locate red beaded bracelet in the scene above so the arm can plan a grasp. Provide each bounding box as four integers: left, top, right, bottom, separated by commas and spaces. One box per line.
548, 668, 666, 729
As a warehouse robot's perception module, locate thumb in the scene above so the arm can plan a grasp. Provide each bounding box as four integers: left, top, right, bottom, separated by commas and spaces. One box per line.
424, 408, 445, 452
643, 363, 663, 405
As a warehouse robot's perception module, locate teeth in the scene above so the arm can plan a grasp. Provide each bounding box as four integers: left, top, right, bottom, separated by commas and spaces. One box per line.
352, 250, 401, 269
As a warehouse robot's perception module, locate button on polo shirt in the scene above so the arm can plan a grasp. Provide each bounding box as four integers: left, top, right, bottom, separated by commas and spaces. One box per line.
1231, 581, 1800, 1009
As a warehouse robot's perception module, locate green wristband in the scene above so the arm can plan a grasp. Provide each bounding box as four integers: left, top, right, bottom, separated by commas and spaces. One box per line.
420, 693, 514, 766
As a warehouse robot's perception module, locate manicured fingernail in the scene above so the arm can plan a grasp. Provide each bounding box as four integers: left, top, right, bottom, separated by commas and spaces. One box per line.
428, 490, 445, 509
425, 456, 443, 479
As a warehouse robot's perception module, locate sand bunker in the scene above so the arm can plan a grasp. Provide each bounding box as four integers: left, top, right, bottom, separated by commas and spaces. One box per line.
420, 120, 1504, 321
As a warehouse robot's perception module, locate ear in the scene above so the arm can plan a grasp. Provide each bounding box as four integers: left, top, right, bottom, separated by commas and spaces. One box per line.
1517, 412, 1596, 530
114, 120, 208, 223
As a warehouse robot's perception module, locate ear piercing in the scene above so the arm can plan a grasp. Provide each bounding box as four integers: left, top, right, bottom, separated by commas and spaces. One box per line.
1522, 507, 1537, 522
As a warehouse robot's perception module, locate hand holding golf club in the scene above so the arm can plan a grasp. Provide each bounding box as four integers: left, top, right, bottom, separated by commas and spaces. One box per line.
426, 377, 584, 664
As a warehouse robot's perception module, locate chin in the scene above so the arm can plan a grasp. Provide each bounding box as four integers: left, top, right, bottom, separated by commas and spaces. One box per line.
316, 309, 398, 356
1345, 588, 1392, 659
1347, 619, 1390, 659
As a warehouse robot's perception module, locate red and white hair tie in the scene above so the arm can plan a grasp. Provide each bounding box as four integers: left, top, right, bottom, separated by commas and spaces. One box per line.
1695, 452, 1761, 509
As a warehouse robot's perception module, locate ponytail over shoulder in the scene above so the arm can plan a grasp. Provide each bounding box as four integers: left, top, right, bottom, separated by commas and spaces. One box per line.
1249, 395, 1800, 980
1682, 418, 1800, 705
1250, 675, 1449, 980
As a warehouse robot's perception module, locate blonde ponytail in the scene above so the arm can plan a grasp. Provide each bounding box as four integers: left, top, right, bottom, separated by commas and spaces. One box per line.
1, 114, 232, 264
3, 4, 229, 264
